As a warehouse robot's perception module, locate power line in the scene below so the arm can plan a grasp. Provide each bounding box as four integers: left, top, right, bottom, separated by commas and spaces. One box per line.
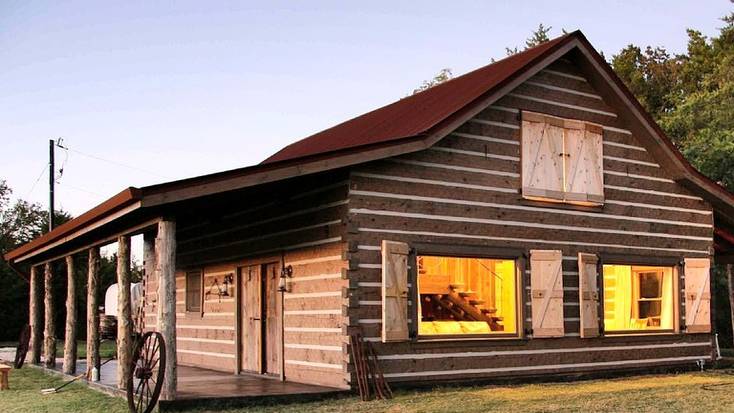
25, 163, 49, 199
57, 141, 171, 179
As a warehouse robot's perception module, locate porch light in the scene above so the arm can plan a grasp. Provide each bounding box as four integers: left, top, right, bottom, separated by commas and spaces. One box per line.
279, 265, 293, 292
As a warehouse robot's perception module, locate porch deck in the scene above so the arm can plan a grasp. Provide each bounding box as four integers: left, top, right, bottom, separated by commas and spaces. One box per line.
46, 359, 348, 410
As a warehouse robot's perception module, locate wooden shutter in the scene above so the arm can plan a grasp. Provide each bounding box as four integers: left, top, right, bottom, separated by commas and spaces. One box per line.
684, 258, 711, 333
565, 123, 604, 204
530, 250, 564, 337
381, 240, 409, 342
522, 112, 564, 201
578, 253, 600, 338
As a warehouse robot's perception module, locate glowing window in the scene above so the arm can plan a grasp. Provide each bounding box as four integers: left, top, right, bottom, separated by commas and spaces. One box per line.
417, 256, 517, 336
603, 265, 675, 332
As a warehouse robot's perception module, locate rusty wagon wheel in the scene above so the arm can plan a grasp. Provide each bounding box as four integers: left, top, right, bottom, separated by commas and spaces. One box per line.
14, 324, 31, 369
127, 332, 165, 413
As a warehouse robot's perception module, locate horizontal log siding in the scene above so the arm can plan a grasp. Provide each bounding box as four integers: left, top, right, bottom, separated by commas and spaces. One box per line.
171, 173, 350, 386
283, 242, 349, 389
175, 264, 237, 372
344, 59, 714, 385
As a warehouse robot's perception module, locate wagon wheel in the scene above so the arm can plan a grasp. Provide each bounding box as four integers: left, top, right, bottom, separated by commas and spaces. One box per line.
14, 324, 31, 369
127, 332, 166, 413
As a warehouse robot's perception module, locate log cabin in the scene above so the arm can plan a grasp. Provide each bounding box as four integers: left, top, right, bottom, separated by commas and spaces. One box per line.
6, 30, 734, 399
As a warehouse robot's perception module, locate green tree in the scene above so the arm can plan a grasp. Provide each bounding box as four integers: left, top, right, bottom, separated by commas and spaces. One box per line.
612, 13, 734, 191
412, 68, 453, 95
0, 180, 73, 342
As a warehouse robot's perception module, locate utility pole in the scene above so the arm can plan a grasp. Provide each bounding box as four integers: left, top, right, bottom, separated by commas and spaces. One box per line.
49, 139, 55, 231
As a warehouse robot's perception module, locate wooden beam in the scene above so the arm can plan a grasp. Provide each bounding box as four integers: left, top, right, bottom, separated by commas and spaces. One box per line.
86, 247, 101, 380
116, 236, 132, 389
63, 255, 77, 374
156, 220, 177, 400
29, 266, 42, 364
43, 262, 56, 368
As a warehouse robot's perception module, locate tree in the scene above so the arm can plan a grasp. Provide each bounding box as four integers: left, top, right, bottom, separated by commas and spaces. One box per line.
611, 13, 734, 191
412, 68, 453, 94
0, 179, 73, 342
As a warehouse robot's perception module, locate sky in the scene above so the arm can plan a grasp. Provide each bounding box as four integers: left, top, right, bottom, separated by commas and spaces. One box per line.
2, 0, 732, 219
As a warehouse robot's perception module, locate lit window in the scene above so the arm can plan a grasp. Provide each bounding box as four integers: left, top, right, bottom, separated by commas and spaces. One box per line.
521, 111, 604, 205
417, 256, 517, 336
603, 265, 675, 331
185, 270, 202, 312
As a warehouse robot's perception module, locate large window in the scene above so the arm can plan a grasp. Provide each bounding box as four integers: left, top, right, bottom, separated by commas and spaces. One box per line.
185, 270, 203, 313
603, 265, 675, 332
417, 256, 517, 336
521, 111, 604, 205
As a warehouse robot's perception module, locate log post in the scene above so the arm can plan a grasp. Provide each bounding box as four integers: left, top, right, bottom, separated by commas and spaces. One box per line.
116, 236, 132, 389
29, 265, 42, 364
143, 232, 157, 331
86, 247, 101, 380
157, 220, 177, 400
43, 262, 56, 368
728, 264, 734, 349
63, 255, 77, 374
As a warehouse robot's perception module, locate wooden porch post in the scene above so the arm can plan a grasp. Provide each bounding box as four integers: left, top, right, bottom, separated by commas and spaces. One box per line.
156, 220, 177, 400
63, 255, 77, 374
29, 265, 42, 365
143, 231, 157, 331
86, 247, 101, 380
728, 264, 734, 348
116, 236, 132, 389
43, 262, 56, 368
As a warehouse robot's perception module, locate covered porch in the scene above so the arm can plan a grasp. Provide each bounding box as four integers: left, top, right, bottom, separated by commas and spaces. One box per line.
43, 358, 345, 410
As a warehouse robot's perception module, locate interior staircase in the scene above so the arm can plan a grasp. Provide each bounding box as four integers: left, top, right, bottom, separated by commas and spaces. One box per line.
424, 283, 504, 331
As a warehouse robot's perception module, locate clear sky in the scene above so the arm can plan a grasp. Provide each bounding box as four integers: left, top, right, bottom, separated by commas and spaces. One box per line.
2, 1, 732, 217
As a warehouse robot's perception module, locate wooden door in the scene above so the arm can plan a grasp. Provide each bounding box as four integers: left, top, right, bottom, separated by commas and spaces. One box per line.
240, 265, 262, 373
263, 262, 281, 376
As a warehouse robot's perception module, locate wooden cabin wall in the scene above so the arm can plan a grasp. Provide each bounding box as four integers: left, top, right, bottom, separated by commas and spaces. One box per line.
155, 173, 350, 385
344, 57, 715, 384
282, 242, 349, 389
174, 265, 237, 371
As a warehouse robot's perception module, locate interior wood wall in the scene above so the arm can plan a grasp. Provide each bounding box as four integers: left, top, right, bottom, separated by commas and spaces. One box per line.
344, 56, 715, 384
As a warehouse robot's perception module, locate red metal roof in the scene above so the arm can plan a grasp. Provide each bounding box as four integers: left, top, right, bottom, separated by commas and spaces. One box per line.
262, 34, 572, 164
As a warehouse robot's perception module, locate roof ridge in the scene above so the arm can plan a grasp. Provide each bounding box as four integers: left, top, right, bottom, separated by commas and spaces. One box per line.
261, 32, 573, 165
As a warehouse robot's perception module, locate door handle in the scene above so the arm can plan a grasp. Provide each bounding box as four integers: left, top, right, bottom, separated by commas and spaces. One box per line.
249, 317, 261, 321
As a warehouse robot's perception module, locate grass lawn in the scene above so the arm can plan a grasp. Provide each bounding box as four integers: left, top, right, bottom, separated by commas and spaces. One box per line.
3, 368, 734, 412
0, 367, 127, 413
54, 340, 117, 359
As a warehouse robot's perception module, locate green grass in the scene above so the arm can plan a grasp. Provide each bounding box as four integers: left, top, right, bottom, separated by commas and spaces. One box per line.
186, 371, 734, 413
55, 340, 117, 359
3, 367, 734, 413
0, 367, 127, 413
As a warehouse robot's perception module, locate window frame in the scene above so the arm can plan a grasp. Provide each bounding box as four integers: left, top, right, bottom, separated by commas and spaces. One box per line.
598, 254, 681, 336
520, 110, 605, 207
409, 243, 525, 341
185, 269, 204, 315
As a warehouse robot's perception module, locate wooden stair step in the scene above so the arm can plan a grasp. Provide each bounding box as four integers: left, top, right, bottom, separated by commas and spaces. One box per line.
448, 283, 465, 290
481, 308, 498, 314
469, 299, 485, 306
458, 291, 475, 298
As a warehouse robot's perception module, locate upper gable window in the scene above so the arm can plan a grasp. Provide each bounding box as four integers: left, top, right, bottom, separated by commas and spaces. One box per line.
521, 111, 604, 206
